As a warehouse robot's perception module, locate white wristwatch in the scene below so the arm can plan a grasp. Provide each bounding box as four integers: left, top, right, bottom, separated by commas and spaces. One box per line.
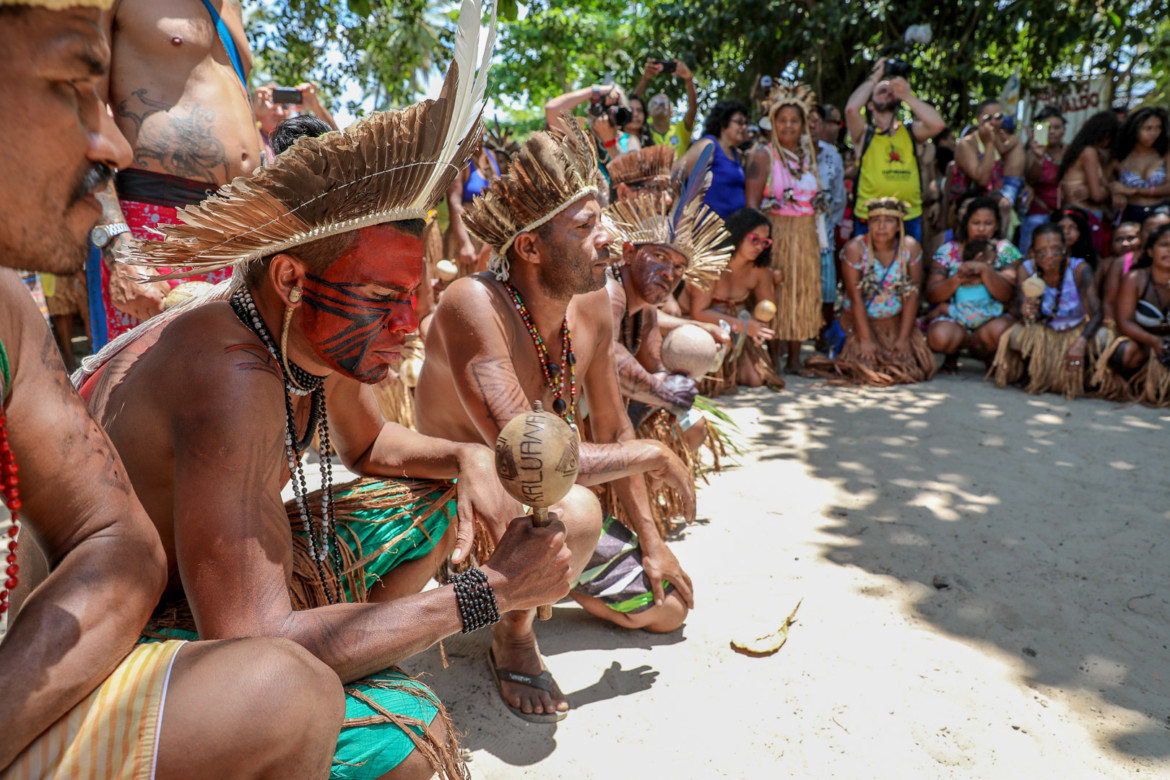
90, 222, 130, 249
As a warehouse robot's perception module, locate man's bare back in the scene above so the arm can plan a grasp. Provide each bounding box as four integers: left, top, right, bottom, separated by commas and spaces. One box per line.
107, 0, 260, 183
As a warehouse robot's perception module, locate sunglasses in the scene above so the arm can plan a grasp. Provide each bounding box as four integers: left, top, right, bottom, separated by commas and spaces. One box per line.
981, 112, 1005, 122
748, 235, 773, 248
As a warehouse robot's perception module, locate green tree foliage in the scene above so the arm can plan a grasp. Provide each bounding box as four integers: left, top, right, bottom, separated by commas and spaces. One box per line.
246, 0, 1167, 127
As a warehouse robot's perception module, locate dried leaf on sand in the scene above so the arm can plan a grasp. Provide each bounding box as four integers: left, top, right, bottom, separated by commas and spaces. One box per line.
730, 599, 802, 657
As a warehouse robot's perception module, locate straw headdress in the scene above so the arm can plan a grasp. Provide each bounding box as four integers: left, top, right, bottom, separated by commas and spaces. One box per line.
463, 115, 602, 281
607, 145, 675, 187
863, 197, 910, 219
117, 0, 495, 279
605, 144, 731, 291
766, 83, 816, 129
0, 0, 111, 7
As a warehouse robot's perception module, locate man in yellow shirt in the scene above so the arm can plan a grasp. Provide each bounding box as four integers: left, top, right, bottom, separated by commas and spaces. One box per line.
845, 57, 945, 243
633, 59, 697, 155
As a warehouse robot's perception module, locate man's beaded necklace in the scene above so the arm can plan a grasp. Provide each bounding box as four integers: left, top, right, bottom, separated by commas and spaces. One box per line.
502, 281, 577, 426
0, 405, 21, 617
229, 287, 344, 604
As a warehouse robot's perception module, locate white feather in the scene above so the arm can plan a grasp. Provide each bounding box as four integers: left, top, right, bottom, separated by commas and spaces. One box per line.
411, 0, 494, 211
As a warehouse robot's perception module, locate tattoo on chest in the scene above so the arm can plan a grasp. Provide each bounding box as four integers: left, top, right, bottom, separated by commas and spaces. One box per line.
117, 89, 228, 183
469, 356, 530, 429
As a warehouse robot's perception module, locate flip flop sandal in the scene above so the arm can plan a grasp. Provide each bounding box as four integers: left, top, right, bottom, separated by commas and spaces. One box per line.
487, 647, 568, 723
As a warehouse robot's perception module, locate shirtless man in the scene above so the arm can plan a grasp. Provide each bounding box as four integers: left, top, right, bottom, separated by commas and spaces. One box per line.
0, 4, 342, 776
417, 125, 696, 722
75, 11, 575, 776
93, 0, 263, 343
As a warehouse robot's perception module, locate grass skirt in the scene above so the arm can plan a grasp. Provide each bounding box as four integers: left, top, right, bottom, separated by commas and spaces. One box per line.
805, 313, 936, 385
597, 409, 724, 539
769, 213, 822, 341
699, 301, 785, 396
991, 320, 1087, 399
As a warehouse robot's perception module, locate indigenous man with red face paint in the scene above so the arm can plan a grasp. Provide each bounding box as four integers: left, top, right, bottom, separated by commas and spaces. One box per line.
0, 2, 348, 778
59, 5, 573, 778
416, 120, 697, 723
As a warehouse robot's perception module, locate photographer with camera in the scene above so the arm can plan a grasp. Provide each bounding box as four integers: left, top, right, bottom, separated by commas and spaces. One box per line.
631, 59, 698, 154
952, 99, 1025, 238
845, 56, 945, 243
545, 83, 633, 179
254, 83, 339, 162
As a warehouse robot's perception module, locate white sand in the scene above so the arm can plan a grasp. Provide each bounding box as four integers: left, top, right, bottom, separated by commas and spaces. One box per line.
5, 369, 1168, 778
402, 369, 1170, 778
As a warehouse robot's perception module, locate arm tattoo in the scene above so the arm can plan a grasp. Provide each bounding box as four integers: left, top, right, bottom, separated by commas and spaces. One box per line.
580, 442, 632, 478
614, 348, 662, 401
117, 89, 229, 183
469, 356, 530, 429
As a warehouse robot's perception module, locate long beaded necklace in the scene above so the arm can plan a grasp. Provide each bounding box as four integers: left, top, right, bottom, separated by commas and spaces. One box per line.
228, 287, 344, 604
502, 281, 577, 426
0, 404, 19, 617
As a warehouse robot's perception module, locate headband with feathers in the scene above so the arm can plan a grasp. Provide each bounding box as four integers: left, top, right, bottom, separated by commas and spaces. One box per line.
465, 115, 602, 281
606, 144, 731, 291
767, 83, 816, 129
117, 0, 495, 279
607, 145, 676, 187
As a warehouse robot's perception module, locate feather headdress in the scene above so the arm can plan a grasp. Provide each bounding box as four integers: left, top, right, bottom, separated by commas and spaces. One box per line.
863, 197, 910, 219
606, 144, 731, 291
607, 145, 676, 187
766, 83, 816, 129
465, 115, 602, 281
117, 0, 495, 278
484, 119, 521, 168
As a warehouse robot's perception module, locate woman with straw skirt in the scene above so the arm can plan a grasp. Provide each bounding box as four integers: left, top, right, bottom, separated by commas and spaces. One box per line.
746, 84, 826, 373
992, 224, 1100, 399
806, 198, 935, 385
687, 207, 784, 393
1092, 222, 1170, 404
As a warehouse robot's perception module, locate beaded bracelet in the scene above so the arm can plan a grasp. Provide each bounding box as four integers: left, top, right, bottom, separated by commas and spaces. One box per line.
451, 567, 501, 633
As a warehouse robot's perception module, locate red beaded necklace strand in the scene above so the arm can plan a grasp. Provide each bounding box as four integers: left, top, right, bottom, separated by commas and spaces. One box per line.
0, 404, 21, 616
502, 281, 577, 425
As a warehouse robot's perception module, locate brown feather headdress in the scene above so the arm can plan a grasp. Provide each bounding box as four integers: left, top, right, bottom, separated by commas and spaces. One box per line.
607, 145, 675, 187
463, 115, 602, 281
117, 0, 495, 279
606, 144, 731, 291
766, 83, 816, 130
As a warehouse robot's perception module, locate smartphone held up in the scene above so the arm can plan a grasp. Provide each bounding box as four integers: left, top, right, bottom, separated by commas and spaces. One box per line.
272, 87, 303, 105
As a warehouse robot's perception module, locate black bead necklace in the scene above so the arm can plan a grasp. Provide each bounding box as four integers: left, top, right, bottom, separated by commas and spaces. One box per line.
229, 287, 344, 604
502, 281, 577, 425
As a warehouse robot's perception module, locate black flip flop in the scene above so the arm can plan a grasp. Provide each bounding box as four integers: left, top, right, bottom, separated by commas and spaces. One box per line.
487, 647, 568, 723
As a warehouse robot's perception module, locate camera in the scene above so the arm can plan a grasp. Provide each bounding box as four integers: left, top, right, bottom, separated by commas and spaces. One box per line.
883, 58, 911, 80
654, 59, 677, 74
271, 87, 303, 105
588, 102, 633, 127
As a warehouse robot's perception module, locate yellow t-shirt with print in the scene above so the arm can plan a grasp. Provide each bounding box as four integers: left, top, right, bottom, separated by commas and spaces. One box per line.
650, 121, 693, 155
855, 122, 922, 219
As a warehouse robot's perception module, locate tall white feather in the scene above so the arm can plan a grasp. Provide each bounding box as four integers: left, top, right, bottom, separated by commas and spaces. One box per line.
412, 0, 495, 211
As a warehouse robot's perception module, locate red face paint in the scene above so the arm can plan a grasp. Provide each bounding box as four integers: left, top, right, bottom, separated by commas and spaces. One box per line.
299, 224, 423, 383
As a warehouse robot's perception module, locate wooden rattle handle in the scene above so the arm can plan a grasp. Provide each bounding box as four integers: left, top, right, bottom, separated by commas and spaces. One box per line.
532, 506, 553, 621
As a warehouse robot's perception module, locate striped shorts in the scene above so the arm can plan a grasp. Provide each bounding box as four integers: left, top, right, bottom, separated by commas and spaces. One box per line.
4, 640, 185, 780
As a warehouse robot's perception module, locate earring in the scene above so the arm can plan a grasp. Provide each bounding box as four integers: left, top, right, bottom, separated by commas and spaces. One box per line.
281, 287, 306, 390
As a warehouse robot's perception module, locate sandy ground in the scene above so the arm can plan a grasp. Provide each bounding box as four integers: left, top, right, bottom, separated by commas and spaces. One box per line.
399, 365, 1170, 779
4, 364, 1169, 778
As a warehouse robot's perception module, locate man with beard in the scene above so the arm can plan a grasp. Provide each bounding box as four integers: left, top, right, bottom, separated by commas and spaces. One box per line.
416, 121, 696, 723
67, 6, 574, 776
631, 58, 698, 154
845, 57, 944, 243
90, 0, 266, 346
0, 3, 345, 777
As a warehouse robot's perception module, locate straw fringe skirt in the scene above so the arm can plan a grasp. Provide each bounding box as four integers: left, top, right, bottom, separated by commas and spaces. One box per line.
597, 409, 724, 539
145, 478, 467, 779
991, 321, 1087, 400
769, 213, 821, 341
805, 313, 936, 385
699, 302, 785, 396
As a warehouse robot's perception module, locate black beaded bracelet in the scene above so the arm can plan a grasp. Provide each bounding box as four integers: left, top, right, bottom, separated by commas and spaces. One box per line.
451, 567, 500, 633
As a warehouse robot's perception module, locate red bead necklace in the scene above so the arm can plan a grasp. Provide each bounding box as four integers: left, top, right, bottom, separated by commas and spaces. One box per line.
502, 281, 577, 425
0, 404, 21, 616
